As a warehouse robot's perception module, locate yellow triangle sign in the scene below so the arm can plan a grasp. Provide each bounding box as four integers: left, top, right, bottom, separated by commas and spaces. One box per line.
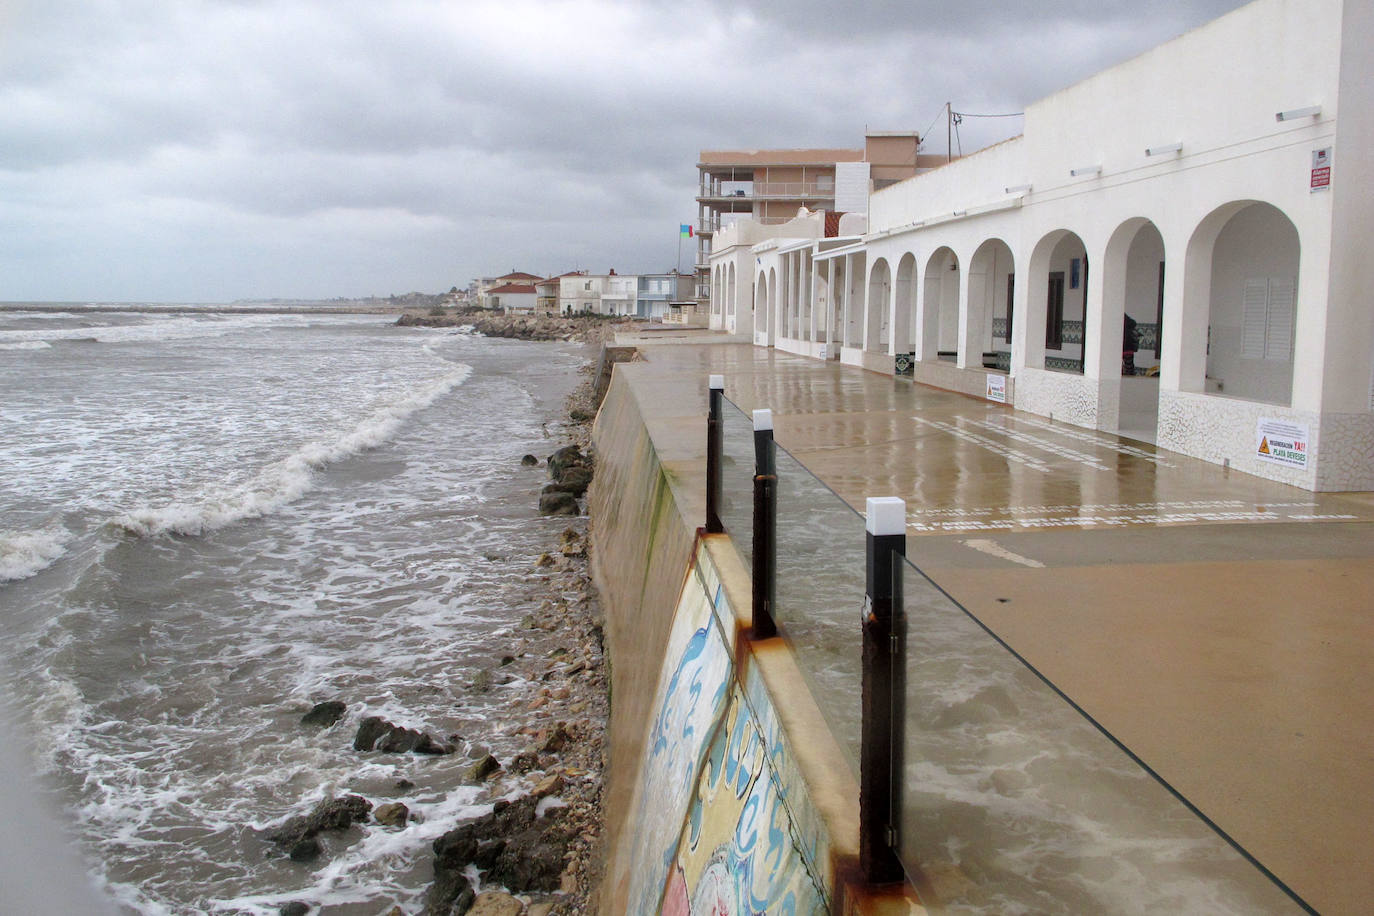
1258, 437, 1271, 455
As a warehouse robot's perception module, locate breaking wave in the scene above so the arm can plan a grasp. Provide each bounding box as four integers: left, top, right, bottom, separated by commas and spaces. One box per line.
0, 525, 72, 582
112, 365, 473, 537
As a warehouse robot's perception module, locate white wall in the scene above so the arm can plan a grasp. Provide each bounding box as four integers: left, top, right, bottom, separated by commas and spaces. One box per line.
796, 0, 1370, 488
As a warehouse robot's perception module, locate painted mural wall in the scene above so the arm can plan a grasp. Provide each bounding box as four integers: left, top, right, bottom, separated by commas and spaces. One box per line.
620, 543, 832, 915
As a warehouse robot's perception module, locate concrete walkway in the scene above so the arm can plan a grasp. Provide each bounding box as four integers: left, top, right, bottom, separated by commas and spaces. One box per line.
614, 334, 1374, 915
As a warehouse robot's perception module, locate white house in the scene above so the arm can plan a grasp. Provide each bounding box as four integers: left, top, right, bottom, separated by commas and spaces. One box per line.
710, 0, 1372, 492
486, 282, 537, 314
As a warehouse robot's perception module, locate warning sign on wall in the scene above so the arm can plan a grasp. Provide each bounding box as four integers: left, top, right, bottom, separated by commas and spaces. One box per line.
986, 374, 1007, 403
1311, 148, 1332, 192
1256, 418, 1310, 469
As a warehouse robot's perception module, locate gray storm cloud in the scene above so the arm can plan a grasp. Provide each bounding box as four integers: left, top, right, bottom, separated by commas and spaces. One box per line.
0, 0, 1249, 300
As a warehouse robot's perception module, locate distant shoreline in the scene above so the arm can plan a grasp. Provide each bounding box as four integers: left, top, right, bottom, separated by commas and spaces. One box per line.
0, 301, 416, 315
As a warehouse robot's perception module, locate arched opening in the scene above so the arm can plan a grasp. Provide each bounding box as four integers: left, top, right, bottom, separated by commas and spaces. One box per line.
894, 252, 917, 362
1185, 202, 1299, 405
767, 266, 778, 346
727, 262, 736, 323
968, 239, 1014, 372
1033, 231, 1088, 374
843, 254, 866, 349
922, 247, 960, 362
755, 274, 768, 339
866, 258, 892, 352
1102, 219, 1166, 442
830, 258, 846, 352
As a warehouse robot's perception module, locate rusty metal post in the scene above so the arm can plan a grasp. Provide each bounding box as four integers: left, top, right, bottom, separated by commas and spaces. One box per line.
751, 408, 777, 640
861, 496, 907, 883
705, 374, 724, 534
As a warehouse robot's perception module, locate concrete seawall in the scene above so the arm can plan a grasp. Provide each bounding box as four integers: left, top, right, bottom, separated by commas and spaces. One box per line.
587, 362, 915, 915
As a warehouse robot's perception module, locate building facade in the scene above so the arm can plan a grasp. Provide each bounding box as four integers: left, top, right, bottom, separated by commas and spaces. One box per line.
710, 0, 1372, 492
694, 135, 936, 306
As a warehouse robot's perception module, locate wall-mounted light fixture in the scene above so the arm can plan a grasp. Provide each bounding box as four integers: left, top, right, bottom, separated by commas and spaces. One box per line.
1145, 143, 1183, 156
1069, 164, 1102, 177
1004, 184, 1032, 194
1275, 105, 1321, 122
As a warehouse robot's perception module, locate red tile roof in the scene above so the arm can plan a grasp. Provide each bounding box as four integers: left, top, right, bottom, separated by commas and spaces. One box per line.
496, 271, 542, 281
487, 283, 536, 294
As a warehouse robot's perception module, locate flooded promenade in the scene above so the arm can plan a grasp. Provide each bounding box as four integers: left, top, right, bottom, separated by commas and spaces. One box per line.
614, 334, 1374, 915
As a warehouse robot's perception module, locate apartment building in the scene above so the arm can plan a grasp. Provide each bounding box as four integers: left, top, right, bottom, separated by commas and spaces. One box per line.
693, 134, 941, 304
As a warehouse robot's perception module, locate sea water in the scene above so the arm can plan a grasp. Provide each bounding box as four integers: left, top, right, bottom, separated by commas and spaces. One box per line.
0, 307, 586, 914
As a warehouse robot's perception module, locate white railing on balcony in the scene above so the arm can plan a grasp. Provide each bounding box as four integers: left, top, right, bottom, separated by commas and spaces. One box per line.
699, 181, 836, 201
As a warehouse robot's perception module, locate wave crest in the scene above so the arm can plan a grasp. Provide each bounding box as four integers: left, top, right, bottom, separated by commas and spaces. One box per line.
112, 366, 473, 538
0, 526, 72, 582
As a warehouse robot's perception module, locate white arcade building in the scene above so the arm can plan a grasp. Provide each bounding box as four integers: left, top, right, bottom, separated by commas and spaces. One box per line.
707, 0, 1372, 492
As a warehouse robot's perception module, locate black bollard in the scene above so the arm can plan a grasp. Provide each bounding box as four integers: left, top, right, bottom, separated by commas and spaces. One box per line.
861, 496, 907, 884
706, 374, 724, 534
751, 408, 777, 640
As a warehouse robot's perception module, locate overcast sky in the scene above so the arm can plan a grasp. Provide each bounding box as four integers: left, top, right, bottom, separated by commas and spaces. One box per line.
0, 0, 1250, 302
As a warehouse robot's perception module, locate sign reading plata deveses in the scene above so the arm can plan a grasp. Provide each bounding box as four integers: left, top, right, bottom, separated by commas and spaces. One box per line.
1256, 418, 1310, 469
986, 374, 1007, 403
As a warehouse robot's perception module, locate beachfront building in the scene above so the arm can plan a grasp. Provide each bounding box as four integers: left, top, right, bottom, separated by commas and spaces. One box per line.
602, 271, 638, 317
637, 271, 694, 321
695, 135, 938, 309
710, 0, 1372, 492
559, 272, 607, 315
486, 282, 537, 314
535, 272, 582, 317
476, 271, 542, 309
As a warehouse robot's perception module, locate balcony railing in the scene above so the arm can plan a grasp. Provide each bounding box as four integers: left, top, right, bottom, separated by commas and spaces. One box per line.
698, 181, 837, 201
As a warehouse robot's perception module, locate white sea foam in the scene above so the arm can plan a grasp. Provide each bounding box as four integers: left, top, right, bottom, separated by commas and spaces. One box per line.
112, 365, 473, 537
0, 525, 72, 582
0, 340, 52, 350
0, 311, 358, 347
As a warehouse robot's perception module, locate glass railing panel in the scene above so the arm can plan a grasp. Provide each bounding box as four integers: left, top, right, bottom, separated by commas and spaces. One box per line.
771, 443, 866, 777
896, 556, 1308, 913
718, 398, 755, 567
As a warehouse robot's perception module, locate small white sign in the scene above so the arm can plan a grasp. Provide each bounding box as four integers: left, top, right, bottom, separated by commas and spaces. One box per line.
986, 374, 1007, 403
1256, 418, 1310, 468
1310, 147, 1331, 192
817, 343, 827, 360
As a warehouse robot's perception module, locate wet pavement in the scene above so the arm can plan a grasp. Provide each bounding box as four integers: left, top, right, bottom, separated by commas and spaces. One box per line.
613, 334, 1374, 915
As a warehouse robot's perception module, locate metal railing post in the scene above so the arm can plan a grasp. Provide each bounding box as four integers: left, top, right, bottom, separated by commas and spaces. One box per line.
705, 375, 724, 534
751, 409, 778, 640
861, 496, 907, 884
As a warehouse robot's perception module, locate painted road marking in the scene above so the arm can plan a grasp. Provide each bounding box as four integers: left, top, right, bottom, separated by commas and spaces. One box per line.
1011, 415, 1178, 467
966, 418, 1112, 471
961, 538, 1046, 567
912, 417, 1052, 472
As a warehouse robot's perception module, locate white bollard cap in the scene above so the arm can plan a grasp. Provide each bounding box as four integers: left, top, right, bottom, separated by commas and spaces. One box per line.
709, 374, 725, 390
866, 497, 907, 536
752, 408, 773, 432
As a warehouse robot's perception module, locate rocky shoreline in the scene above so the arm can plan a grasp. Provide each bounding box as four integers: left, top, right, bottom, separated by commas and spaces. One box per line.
270, 332, 613, 916
396, 306, 632, 345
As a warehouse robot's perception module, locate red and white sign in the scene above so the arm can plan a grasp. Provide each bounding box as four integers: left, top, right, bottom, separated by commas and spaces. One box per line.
1311, 147, 1332, 192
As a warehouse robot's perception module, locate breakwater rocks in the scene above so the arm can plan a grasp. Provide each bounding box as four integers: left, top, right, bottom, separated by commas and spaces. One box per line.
539, 445, 593, 517
396, 309, 630, 344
